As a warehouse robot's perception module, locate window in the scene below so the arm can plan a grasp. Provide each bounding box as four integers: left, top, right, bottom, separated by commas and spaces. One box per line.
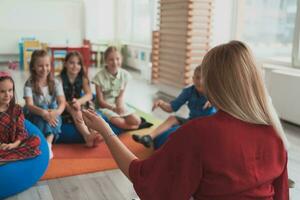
235, 0, 298, 65
131, 1, 152, 44
116, 0, 155, 45
292, 0, 300, 67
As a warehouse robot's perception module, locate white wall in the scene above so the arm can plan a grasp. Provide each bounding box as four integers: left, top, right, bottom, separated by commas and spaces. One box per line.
0, 0, 84, 54
84, 0, 115, 43
211, 0, 235, 46
264, 66, 300, 125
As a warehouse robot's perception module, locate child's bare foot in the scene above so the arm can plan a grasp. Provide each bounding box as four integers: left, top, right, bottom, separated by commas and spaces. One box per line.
89, 129, 103, 146
93, 134, 103, 147
84, 133, 98, 148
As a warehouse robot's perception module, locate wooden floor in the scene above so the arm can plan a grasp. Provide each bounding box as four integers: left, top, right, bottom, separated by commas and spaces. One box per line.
2, 66, 300, 199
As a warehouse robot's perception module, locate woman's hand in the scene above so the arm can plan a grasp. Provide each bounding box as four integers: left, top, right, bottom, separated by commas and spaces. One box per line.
82, 109, 111, 136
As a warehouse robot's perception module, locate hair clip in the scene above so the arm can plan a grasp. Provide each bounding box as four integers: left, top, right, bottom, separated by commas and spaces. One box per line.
0, 71, 11, 78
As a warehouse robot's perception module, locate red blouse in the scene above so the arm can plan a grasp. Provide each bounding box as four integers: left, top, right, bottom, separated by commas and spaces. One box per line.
129, 111, 288, 200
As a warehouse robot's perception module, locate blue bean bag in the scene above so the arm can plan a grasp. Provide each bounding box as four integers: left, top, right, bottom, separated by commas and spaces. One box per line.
0, 120, 49, 199
57, 111, 123, 144
154, 125, 180, 149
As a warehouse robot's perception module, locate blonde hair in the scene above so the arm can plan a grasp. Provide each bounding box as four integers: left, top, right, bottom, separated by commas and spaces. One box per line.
29, 49, 55, 95
201, 40, 288, 149
193, 65, 202, 77
104, 46, 121, 61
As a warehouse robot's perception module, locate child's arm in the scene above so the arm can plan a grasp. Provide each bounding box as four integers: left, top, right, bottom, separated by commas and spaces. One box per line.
48, 95, 66, 127
77, 77, 93, 105
25, 97, 58, 127
116, 89, 125, 107
50, 78, 66, 115
53, 95, 66, 115
1, 105, 24, 150
24, 97, 49, 118
165, 87, 191, 113
115, 84, 126, 114
0, 140, 21, 150
152, 99, 173, 113
15, 106, 29, 141
95, 85, 116, 110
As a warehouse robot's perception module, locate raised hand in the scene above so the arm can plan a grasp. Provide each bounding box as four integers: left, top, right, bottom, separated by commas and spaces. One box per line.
152, 99, 164, 111
82, 109, 111, 134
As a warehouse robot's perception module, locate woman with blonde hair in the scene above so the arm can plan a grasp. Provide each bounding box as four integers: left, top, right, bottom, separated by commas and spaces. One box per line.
83, 41, 289, 199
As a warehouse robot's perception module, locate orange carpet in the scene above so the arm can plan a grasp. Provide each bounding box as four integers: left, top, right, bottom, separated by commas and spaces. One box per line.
41, 126, 158, 180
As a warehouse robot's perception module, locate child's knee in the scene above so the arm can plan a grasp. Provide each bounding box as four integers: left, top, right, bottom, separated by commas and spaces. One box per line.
110, 117, 122, 125
129, 115, 141, 125
168, 115, 177, 122
135, 115, 142, 124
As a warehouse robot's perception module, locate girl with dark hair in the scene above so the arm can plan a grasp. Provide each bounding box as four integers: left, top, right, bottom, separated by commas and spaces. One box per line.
60, 51, 102, 147
0, 71, 40, 163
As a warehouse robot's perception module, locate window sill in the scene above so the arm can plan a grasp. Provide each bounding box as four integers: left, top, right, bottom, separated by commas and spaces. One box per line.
263, 63, 300, 74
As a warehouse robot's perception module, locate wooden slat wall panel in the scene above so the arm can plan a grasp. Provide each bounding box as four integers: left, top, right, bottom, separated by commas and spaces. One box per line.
151, 31, 160, 83
151, 0, 214, 88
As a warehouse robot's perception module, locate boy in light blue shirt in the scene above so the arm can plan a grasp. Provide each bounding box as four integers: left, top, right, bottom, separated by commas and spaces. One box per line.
132, 65, 217, 148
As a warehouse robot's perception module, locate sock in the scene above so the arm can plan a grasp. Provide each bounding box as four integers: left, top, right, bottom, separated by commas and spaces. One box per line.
138, 117, 154, 129
47, 142, 53, 160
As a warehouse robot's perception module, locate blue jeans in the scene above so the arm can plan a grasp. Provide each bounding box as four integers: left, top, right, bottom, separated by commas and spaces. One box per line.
24, 103, 62, 141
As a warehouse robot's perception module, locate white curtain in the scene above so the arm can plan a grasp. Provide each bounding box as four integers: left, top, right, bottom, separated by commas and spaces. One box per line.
236, 0, 297, 64
115, 0, 155, 45
292, 0, 300, 67
84, 0, 115, 43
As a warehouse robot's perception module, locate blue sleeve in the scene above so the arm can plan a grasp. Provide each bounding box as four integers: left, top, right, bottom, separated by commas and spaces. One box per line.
170, 87, 191, 112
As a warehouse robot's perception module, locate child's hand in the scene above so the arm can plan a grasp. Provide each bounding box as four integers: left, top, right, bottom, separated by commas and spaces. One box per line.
0, 141, 20, 150
115, 105, 125, 115
203, 101, 212, 110
48, 110, 59, 127
41, 110, 52, 121
70, 98, 81, 111
152, 99, 164, 111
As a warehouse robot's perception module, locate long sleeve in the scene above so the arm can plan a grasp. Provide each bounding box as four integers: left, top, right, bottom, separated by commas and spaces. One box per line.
170, 87, 191, 112
15, 106, 28, 141
129, 124, 203, 200
273, 153, 289, 200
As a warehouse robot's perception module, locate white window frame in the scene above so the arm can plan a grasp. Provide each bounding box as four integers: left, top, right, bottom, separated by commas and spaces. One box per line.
233, 0, 300, 68
115, 0, 154, 46
292, 0, 300, 68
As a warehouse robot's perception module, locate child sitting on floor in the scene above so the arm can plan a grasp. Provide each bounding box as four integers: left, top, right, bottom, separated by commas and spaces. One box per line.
0, 71, 40, 164
92, 46, 142, 130
60, 51, 102, 147
132, 65, 217, 148
24, 49, 66, 159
